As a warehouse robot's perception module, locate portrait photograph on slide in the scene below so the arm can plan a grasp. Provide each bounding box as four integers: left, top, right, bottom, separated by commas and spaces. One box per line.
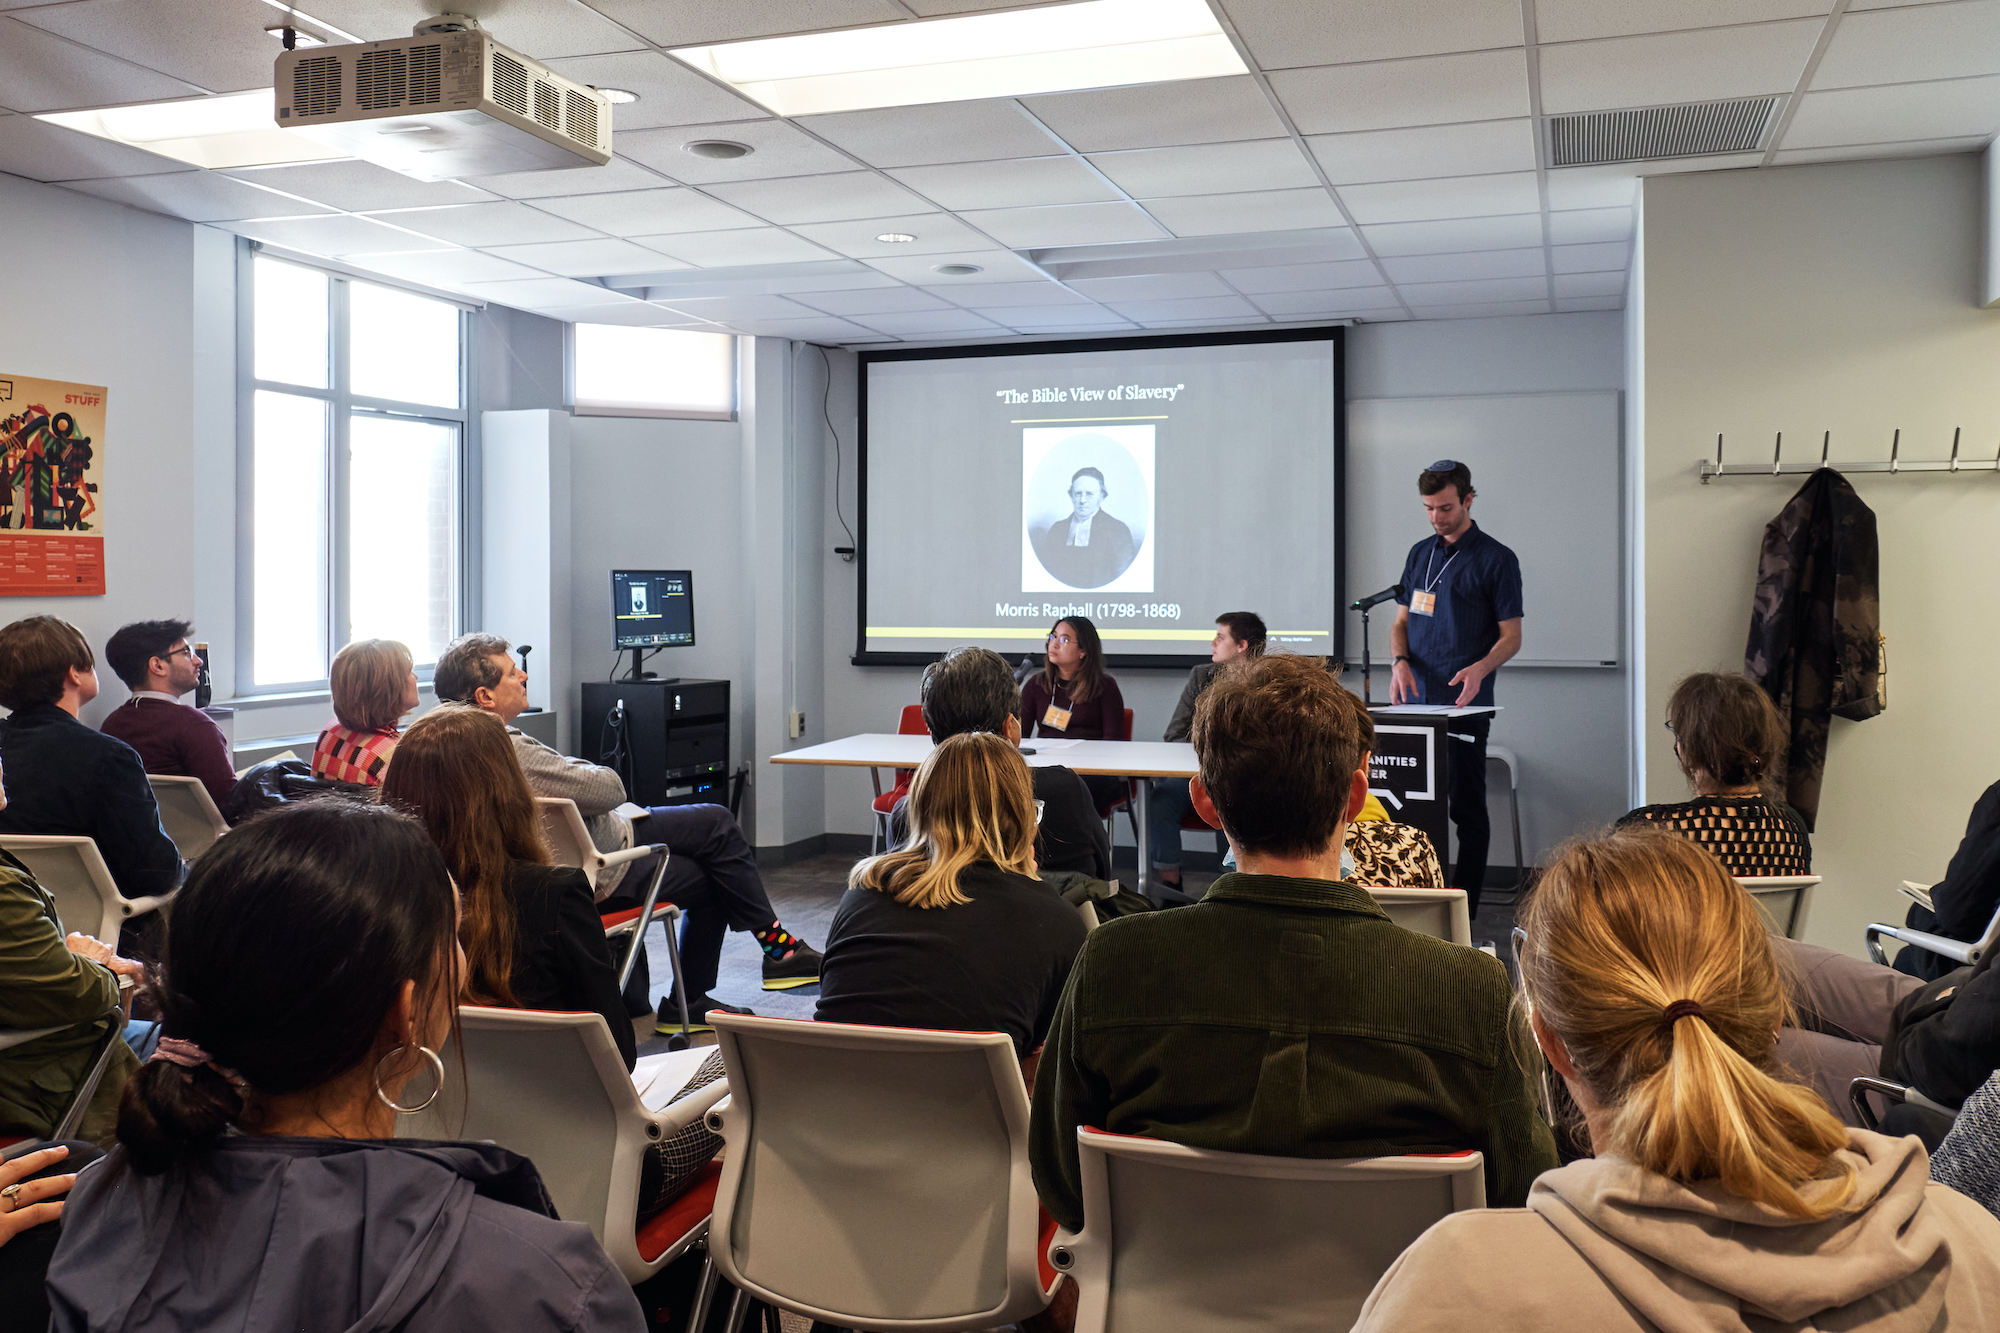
1021, 426, 1154, 593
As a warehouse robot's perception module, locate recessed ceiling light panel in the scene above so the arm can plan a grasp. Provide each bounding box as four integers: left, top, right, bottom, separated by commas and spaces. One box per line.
684, 139, 751, 159
876, 232, 917, 243
667, 0, 1245, 117
36, 89, 349, 170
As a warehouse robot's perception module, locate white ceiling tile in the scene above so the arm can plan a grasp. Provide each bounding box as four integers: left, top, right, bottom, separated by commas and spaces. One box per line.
731, 316, 892, 342
1021, 77, 1288, 152
1812, 2, 2000, 88
1397, 276, 1551, 305
0, 113, 186, 181
1555, 295, 1625, 311
1362, 213, 1544, 254
60, 170, 333, 223
899, 0, 1068, 12
348, 249, 550, 286
542, 302, 699, 326
1550, 241, 1631, 273
1102, 294, 1264, 321
651, 294, 829, 321
1086, 140, 1314, 198
863, 248, 1049, 283
794, 99, 1058, 167
481, 237, 687, 277
1543, 166, 1640, 210
1219, 0, 1525, 69
1538, 21, 1822, 113
703, 171, 931, 224
1267, 50, 1530, 135
957, 200, 1167, 247
529, 188, 762, 235
543, 51, 769, 129
888, 156, 1119, 210
0, 17, 201, 113
1219, 259, 1385, 292
1132, 314, 1272, 328
928, 280, 1085, 306
459, 276, 650, 309
1403, 298, 1553, 317
1782, 76, 2000, 147
790, 287, 952, 315
1140, 188, 1345, 237
849, 310, 1008, 335
1535, 0, 1833, 43
1382, 248, 1546, 283
12, 0, 292, 93
982, 304, 1130, 327
1547, 206, 1635, 244
1770, 134, 1992, 164
1340, 172, 1540, 224
617, 119, 856, 184
634, 226, 838, 266
368, 201, 603, 246
461, 157, 672, 200
1248, 286, 1400, 314
1068, 272, 1236, 300
1553, 270, 1629, 296
224, 160, 498, 213
226, 213, 458, 256
1306, 119, 1537, 185
583, 0, 907, 45
789, 211, 997, 257
290, 0, 645, 57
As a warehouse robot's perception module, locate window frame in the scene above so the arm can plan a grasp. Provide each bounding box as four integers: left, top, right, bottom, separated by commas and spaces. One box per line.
566, 321, 739, 422
234, 242, 476, 696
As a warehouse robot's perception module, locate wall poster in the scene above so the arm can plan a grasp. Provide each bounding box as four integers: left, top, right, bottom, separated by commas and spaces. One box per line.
0, 374, 105, 596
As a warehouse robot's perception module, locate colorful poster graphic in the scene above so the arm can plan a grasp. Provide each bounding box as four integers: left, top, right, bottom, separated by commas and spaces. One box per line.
0, 374, 105, 596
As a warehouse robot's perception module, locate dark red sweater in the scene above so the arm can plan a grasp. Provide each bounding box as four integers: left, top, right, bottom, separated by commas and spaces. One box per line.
99, 697, 236, 807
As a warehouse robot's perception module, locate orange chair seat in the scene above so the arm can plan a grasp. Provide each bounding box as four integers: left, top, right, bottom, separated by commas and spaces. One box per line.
601, 902, 676, 933
636, 1159, 723, 1262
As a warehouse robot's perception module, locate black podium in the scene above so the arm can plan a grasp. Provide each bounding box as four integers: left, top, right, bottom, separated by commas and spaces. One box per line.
580, 678, 730, 807
1365, 706, 1497, 858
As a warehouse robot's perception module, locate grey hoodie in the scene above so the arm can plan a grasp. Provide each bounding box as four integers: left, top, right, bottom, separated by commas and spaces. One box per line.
47, 1137, 646, 1333
1353, 1131, 2000, 1332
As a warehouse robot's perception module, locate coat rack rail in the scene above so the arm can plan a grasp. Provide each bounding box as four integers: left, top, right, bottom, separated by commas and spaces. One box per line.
1697, 430, 1999, 483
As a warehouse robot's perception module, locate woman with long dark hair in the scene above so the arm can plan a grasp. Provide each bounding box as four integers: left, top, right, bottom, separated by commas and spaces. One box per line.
1018, 615, 1127, 811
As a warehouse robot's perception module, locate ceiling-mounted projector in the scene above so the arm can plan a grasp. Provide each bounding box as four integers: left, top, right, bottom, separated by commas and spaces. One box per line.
274, 13, 610, 181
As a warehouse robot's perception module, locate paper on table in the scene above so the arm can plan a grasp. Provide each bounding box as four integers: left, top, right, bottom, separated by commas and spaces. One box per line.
615, 801, 648, 820
235, 749, 298, 778
1899, 880, 1935, 912
1029, 738, 1082, 750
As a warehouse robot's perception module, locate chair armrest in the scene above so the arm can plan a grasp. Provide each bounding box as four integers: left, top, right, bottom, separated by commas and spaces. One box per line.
1866, 923, 1972, 968
121, 891, 176, 918
1047, 1227, 1082, 1272
653, 1076, 731, 1136
703, 1094, 733, 1134
596, 843, 667, 871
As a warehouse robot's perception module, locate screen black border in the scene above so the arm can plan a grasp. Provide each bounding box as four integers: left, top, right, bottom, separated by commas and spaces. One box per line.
611, 568, 695, 651
853, 325, 1346, 670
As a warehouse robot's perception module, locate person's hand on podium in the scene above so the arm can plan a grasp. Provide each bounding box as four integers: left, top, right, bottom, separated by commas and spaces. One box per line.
1448, 661, 1492, 707
1389, 659, 1418, 704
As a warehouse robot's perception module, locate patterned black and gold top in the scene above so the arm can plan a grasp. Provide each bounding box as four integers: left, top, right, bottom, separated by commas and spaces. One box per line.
1615, 794, 1813, 876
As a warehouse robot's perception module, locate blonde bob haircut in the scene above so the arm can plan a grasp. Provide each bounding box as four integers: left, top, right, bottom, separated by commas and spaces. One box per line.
850, 731, 1037, 909
1518, 829, 1856, 1220
329, 638, 415, 734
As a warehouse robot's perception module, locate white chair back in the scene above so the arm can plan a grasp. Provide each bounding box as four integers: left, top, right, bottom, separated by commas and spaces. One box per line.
1367, 887, 1472, 945
395, 1006, 725, 1285
148, 775, 229, 861
705, 1012, 1057, 1332
1736, 875, 1821, 939
0, 835, 129, 947
1055, 1130, 1485, 1333
534, 797, 657, 901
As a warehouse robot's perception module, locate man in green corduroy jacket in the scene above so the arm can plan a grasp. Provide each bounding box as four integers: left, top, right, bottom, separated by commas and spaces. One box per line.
1028, 654, 1558, 1230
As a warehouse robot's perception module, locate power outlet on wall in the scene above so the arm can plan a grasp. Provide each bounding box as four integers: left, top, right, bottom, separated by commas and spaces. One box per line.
788, 710, 806, 739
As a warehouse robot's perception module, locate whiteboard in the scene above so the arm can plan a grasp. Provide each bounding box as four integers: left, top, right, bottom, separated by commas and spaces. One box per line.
1346, 392, 1621, 666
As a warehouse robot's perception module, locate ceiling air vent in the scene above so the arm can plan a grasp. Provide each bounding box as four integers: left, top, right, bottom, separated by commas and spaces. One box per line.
1548, 96, 1777, 167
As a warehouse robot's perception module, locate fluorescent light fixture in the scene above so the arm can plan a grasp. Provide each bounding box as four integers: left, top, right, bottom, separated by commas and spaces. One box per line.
37, 89, 349, 170
667, 0, 1247, 117
875, 232, 917, 243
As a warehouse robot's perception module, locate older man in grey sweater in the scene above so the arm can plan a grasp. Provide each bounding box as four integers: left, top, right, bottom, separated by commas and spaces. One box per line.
434, 634, 821, 1031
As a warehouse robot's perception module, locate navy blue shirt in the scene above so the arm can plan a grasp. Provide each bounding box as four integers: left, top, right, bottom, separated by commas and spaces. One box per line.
1395, 521, 1523, 706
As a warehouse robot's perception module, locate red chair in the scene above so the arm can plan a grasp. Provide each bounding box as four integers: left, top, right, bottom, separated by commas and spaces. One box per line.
869, 704, 929, 854
1096, 709, 1140, 848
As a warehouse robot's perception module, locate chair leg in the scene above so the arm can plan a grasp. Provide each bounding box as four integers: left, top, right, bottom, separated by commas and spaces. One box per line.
660, 905, 692, 1042
723, 1287, 755, 1333
688, 1249, 720, 1332
618, 852, 671, 991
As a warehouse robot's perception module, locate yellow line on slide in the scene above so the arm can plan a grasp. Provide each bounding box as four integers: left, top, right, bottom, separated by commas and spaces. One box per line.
1008, 415, 1170, 423
867, 627, 1329, 641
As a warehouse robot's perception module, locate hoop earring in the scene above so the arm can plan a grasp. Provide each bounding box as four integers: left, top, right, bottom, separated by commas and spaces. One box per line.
373, 1044, 445, 1115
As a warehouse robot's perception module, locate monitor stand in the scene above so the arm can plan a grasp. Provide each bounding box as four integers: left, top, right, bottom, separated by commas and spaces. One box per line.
620, 646, 681, 684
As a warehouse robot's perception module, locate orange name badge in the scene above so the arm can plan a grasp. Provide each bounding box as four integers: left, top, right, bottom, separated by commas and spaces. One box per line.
1043, 703, 1073, 731
1410, 590, 1437, 616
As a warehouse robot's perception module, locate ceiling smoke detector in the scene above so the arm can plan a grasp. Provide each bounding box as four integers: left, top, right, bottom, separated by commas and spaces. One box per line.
684, 139, 751, 159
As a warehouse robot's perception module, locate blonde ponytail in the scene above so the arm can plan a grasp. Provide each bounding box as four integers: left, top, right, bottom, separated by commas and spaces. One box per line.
1521, 831, 1855, 1219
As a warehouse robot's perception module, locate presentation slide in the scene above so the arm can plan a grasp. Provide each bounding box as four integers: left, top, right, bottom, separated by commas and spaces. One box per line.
858, 330, 1342, 664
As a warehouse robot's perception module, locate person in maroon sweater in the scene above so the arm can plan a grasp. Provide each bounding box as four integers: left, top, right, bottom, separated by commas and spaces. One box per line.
1018, 615, 1127, 811
99, 620, 235, 810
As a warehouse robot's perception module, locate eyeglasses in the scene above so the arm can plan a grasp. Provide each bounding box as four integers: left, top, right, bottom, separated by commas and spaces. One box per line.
159, 645, 198, 663
1047, 634, 1074, 646
1662, 719, 1676, 734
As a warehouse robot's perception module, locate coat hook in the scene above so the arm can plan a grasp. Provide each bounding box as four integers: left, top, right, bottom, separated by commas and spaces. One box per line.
1889, 428, 1901, 474
1772, 431, 1783, 476
1820, 430, 1830, 466
1949, 426, 1961, 473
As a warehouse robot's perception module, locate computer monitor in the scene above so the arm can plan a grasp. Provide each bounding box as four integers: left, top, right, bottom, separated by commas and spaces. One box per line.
612, 570, 694, 676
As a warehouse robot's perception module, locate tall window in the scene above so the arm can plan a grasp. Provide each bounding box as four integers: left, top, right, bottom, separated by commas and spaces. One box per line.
242, 254, 467, 690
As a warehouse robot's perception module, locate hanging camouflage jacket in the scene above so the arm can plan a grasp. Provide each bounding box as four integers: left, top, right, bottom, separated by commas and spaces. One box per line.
1744, 467, 1882, 830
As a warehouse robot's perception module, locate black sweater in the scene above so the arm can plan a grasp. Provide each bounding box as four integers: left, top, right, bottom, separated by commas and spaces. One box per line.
505, 860, 636, 1070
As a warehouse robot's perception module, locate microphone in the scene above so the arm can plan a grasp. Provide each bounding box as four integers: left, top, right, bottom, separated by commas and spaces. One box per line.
516, 644, 533, 674
1350, 583, 1404, 611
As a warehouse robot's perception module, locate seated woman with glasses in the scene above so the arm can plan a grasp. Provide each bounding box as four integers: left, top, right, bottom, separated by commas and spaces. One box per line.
1354, 830, 2000, 1332
1019, 615, 1128, 812
312, 638, 419, 787
1615, 670, 1810, 876
43, 799, 647, 1332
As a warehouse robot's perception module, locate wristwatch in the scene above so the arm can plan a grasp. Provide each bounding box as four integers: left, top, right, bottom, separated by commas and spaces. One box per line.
1393, 655, 1412, 665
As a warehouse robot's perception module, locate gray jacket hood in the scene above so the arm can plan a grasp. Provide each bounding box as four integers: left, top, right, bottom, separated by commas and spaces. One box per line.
1529, 1130, 1957, 1333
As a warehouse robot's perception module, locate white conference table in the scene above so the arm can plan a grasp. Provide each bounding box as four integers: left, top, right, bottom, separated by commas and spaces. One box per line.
772, 734, 1199, 897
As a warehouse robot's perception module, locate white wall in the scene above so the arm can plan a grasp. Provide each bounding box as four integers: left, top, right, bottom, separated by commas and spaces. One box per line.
1639, 153, 2000, 954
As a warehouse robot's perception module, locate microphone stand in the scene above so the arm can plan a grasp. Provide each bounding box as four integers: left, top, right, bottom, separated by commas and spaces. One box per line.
1359, 603, 1377, 705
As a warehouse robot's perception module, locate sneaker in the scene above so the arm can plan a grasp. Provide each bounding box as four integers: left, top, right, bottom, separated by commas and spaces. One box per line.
761, 943, 824, 991
657, 995, 754, 1036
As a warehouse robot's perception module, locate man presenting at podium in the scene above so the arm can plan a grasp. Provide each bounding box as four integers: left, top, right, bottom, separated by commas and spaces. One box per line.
1389, 460, 1522, 913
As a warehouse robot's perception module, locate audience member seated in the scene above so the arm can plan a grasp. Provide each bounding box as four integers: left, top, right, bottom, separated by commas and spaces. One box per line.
43, 800, 648, 1332
1894, 777, 2000, 981
1932, 1068, 2000, 1220
1616, 670, 1810, 875
0, 616, 180, 905
820, 732, 1088, 1087
1352, 830, 2000, 1332
1344, 706, 1444, 888
433, 633, 820, 1032
1028, 656, 1557, 1231
1019, 616, 1127, 811
1148, 612, 1262, 889
0, 1144, 100, 1333
310, 638, 417, 787
98, 619, 234, 809
889, 646, 1109, 879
